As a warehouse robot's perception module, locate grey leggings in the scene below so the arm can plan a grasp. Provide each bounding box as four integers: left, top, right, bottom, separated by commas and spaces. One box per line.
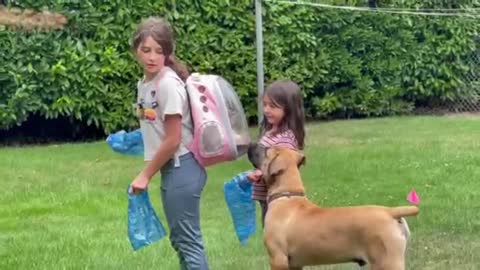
160, 153, 208, 270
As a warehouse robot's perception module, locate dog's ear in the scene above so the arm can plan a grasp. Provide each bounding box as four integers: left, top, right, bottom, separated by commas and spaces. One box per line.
266, 153, 285, 178
297, 152, 306, 167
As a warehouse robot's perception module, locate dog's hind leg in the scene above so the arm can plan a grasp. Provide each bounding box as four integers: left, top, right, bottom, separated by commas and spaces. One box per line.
372, 245, 406, 270
368, 243, 406, 270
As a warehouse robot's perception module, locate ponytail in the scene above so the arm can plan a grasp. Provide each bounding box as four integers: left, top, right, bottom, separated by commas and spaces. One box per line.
165, 55, 190, 82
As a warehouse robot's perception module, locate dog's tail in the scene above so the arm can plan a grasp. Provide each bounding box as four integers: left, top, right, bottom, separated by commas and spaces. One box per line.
387, 206, 419, 219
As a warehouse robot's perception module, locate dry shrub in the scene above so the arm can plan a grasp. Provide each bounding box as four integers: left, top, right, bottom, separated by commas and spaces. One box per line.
0, 6, 67, 30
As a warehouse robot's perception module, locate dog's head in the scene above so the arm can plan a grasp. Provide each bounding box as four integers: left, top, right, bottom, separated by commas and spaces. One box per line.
248, 143, 305, 186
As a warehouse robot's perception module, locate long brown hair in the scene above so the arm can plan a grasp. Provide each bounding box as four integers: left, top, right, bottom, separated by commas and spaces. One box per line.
131, 17, 189, 81
260, 79, 306, 150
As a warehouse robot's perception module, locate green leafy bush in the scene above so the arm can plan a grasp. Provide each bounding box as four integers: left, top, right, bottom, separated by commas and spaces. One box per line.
1, 0, 479, 136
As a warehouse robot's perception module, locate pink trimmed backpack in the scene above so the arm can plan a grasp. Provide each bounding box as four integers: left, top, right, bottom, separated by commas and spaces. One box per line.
162, 72, 251, 167
185, 73, 251, 167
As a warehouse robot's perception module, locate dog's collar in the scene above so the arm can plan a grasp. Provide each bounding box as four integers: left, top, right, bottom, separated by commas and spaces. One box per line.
267, 191, 305, 204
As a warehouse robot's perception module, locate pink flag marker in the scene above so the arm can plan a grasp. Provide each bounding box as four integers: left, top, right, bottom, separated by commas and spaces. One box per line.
407, 189, 420, 205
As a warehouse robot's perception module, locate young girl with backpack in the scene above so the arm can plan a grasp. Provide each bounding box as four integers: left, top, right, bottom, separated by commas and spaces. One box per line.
129, 17, 209, 270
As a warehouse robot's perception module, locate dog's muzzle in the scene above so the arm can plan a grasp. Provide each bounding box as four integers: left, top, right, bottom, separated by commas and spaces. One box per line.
247, 143, 266, 169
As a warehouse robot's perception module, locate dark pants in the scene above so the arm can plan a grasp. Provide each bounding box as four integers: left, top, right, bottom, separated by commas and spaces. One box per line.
160, 153, 208, 270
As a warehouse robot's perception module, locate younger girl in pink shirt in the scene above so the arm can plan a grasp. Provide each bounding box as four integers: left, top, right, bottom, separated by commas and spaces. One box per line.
248, 79, 306, 227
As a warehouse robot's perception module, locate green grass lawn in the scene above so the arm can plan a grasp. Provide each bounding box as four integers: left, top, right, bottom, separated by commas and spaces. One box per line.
1, 115, 479, 270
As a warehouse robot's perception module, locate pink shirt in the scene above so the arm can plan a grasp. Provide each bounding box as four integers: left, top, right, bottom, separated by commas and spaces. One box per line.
252, 129, 299, 201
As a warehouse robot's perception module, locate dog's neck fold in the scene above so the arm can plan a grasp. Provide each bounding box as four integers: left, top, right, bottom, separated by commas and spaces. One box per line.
267, 165, 305, 198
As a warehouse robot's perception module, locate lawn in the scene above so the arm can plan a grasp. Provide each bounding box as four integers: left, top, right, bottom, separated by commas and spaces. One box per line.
1, 115, 479, 270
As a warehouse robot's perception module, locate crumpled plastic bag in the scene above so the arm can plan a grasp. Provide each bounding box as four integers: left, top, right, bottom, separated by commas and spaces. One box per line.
223, 171, 256, 245
127, 186, 166, 250
106, 129, 144, 156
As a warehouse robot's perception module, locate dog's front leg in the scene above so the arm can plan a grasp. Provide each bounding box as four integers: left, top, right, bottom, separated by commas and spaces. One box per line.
267, 246, 290, 270
269, 254, 289, 270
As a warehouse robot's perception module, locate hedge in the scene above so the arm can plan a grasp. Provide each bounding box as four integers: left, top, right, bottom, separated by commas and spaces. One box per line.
1, 0, 479, 135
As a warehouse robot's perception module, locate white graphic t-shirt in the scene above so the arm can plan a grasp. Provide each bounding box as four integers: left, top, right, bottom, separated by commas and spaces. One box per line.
136, 67, 193, 163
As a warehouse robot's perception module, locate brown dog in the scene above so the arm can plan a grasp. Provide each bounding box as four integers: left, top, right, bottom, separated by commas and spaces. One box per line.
247, 144, 419, 270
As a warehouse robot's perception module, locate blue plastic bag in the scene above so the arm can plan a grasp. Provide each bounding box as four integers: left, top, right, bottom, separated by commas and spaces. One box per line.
127, 186, 166, 250
106, 129, 144, 156
223, 171, 256, 245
